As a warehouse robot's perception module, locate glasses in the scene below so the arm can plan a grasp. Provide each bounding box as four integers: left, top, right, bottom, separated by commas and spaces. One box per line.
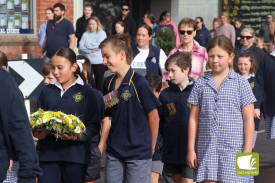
122, 8, 129, 11
267, 16, 273, 19
240, 36, 253, 40
179, 30, 193, 35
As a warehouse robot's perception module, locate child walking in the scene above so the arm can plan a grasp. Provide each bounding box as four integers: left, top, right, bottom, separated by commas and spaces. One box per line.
159, 52, 194, 183
236, 52, 260, 146
34, 47, 101, 183
187, 36, 256, 183
100, 34, 161, 183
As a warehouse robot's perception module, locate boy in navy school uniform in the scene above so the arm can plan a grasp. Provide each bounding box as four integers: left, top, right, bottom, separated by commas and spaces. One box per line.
159, 52, 194, 183
76, 55, 111, 183
100, 34, 161, 183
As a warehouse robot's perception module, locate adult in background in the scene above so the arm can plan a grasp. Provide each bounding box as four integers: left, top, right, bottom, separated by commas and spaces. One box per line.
38, 7, 54, 53
0, 67, 42, 183
76, 4, 93, 48
142, 12, 158, 46
234, 18, 245, 47
194, 17, 211, 48
114, 21, 125, 34
166, 17, 207, 80
209, 17, 221, 37
215, 12, 235, 47
41, 3, 75, 62
259, 13, 274, 52
132, 24, 167, 77
233, 28, 265, 70
156, 11, 180, 47
111, 3, 136, 44
79, 16, 107, 93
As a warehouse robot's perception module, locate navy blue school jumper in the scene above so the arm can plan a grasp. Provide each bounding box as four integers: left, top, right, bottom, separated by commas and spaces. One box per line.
103, 68, 161, 161
35, 77, 101, 182
132, 44, 162, 76
247, 75, 260, 131
159, 80, 194, 165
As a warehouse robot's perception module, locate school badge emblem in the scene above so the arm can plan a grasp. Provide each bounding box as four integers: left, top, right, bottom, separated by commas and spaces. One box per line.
250, 82, 254, 89
121, 90, 131, 101
73, 92, 83, 102
187, 102, 191, 109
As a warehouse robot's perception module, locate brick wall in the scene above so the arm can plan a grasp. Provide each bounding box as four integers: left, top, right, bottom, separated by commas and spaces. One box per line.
0, 0, 74, 60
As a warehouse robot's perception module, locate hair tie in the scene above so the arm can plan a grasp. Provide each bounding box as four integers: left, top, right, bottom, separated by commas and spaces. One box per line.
76, 59, 85, 72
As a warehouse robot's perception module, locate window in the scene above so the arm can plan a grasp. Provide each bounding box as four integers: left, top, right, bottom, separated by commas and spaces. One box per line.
0, 0, 34, 35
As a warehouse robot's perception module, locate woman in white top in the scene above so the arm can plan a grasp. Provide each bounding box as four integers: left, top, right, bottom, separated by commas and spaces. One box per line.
132, 24, 167, 77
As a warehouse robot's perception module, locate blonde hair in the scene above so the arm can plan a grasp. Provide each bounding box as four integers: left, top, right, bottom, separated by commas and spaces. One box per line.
241, 28, 255, 37
86, 16, 104, 33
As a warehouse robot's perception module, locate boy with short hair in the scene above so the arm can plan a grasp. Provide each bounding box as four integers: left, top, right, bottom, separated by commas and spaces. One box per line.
100, 34, 161, 183
42, 62, 56, 85
159, 52, 194, 183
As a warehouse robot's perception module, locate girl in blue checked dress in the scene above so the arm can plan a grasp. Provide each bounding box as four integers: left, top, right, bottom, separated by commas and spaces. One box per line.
187, 36, 256, 183
33, 47, 101, 183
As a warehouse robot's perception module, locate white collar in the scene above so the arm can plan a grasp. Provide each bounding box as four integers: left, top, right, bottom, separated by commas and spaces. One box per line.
270, 50, 275, 57
51, 75, 84, 92
246, 73, 255, 79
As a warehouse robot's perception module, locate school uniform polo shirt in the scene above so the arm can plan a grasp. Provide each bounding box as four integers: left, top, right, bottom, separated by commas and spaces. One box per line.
35, 76, 101, 164
159, 81, 194, 165
45, 18, 75, 58
103, 68, 161, 161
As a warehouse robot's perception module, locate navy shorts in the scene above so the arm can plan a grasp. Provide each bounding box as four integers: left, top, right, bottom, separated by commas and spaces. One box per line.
85, 147, 102, 181
163, 163, 194, 179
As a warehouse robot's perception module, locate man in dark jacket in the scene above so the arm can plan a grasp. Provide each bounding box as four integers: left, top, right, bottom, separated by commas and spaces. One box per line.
111, 3, 136, 44
234, 18, 245, 47
0, 68, 42, 183
194, 17, 212, 48
75, 4, 93, 47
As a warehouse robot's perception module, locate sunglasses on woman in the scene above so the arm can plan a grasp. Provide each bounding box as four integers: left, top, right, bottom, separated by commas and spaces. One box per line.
240, 36, 253, 40
179, 30, 193, 35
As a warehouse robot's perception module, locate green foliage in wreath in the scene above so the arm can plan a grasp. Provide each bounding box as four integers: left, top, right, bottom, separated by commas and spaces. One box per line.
155, 28, 175, 55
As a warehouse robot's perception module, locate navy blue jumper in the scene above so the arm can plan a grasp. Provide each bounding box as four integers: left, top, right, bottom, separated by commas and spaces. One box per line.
159, 80, 194, 165
194, 25, 212, 48
132, 44, 162, 76
36, 81, 101, 165
103, 68, 161, 161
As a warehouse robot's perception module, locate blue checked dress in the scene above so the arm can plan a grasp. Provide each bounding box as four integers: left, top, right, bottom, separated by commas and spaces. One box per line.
188, 69, 256, 183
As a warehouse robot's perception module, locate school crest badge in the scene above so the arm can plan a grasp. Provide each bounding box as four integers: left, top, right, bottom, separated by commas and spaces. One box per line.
250, 82, 254, 89
167, 102, 176, 116
121, 90, 131, 101
187, 102, 191, 109
73, 92, 83, 102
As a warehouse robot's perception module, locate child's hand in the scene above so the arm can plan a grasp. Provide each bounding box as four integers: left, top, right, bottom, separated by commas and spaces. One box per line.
61, 133, 77, 141
187, 151, 198, 170
7, 160, 13, 172
33, 130, 47, 140
254, 109, 261, 119
91, 49, 96, 53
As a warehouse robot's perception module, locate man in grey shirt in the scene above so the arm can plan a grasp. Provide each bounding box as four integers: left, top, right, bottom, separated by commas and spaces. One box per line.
259, 14, 274, 52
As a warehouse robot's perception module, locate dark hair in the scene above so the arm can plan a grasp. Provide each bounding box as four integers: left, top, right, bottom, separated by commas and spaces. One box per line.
53, 47, 85, 80
144, 12, 156, 24
42, 62, 54, 76
137, 24, 153, 37
207, 35, 233, 55
165, 52, 192, 75
237, 52, 258, 74
159, 11, 169, 22
196, 17, 203, 23
121, 3, 130, 8
46, 7, 54, 13
235, 18, 242, 24
99, 34, 133, 65
178, 17, 197, 31
53, 3, 65, 11
145, 74, 162, 93
84, 4, 93, 10
0, 50, 7, 67
76, 55, 91, 81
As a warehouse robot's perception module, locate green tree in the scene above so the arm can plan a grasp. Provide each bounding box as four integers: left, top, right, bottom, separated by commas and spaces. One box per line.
155, 28, 175, 55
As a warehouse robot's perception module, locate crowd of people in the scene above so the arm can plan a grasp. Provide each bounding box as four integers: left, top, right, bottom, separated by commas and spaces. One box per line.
1, 2, 275, 183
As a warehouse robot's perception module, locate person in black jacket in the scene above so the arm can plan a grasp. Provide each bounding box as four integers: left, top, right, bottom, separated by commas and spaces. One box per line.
233, 27, 265, 70
194, 17, 212, 48
234, 18, 245, 48
75, 4, 93, 48
0, 67, 42, 183
111, 3, 136, 44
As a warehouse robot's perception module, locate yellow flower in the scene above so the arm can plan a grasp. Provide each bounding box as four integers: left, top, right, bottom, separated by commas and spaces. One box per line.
53, 111, 62, 118
42, 113, 52, 123
74, 126, 81, 133
68, 114, 77, 121
63, 115, 70, 124
68, 123, 74, 129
